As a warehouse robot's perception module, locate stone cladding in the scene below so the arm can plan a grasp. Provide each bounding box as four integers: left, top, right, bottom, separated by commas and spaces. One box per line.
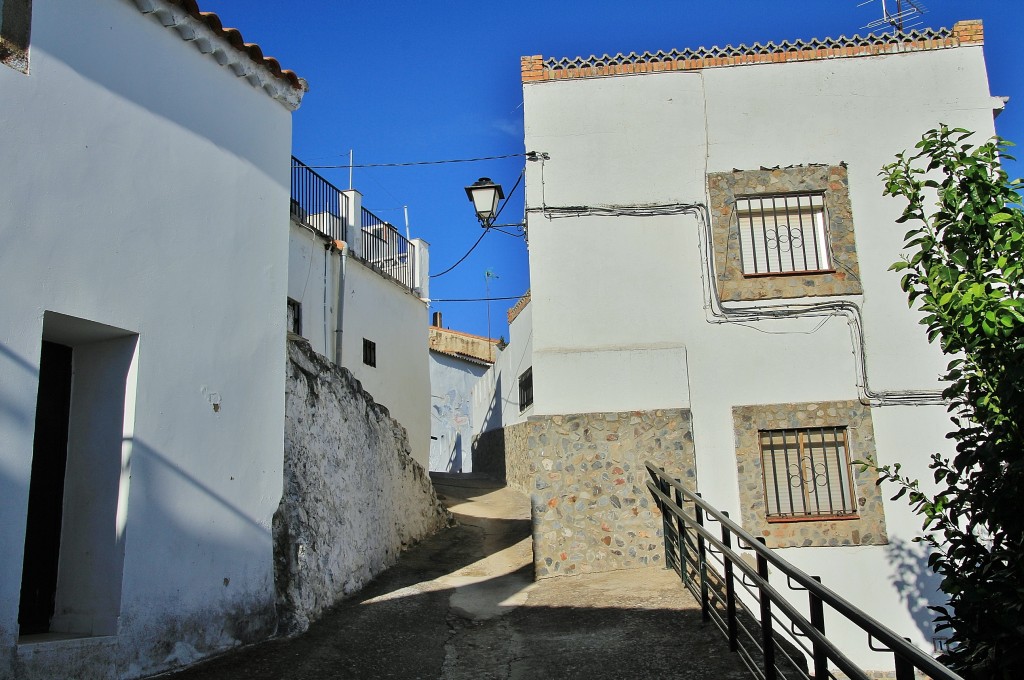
471, 421, 533, 495
733, 400, 887, 549
528, 409, 696, 578
708, 164, 863, 301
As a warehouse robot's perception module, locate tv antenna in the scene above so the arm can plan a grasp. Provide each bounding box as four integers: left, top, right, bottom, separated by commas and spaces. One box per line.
858, 0, 927, 35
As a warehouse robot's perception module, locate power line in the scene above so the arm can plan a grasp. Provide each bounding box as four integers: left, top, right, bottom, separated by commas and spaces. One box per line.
430, 229, 489, 278
430, 170, 526, 278
432, 295, 526, 302
298, 153, 530, 169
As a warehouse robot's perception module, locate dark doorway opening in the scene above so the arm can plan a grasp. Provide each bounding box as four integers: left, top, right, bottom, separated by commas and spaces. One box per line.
19, 340, 73, 635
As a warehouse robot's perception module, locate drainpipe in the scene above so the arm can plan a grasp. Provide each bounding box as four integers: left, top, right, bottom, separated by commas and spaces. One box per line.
323, 241, 332, 356
335, 242, 347, 367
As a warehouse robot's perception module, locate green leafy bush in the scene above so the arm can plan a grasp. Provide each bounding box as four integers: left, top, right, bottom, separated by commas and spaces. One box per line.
879, 125, 1024, 678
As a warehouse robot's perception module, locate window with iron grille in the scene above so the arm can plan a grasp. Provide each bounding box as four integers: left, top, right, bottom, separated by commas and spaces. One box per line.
362, 338, 376, 367
286, 298, 301, 335
518, 368, 533, 412
759, 426, 856, 520
736, 193, 832, 275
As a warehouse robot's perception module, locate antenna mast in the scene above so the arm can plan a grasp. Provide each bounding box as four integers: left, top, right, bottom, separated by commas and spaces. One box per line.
859, 0, 927, 35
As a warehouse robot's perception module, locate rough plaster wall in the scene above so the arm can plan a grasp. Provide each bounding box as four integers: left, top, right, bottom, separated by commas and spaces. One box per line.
275, 337, 451, 634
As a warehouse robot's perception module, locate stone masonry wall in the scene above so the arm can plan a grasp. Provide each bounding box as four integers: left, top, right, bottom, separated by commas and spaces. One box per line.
529, 409, 696, 578
470, 421, 532, 494
274, 337, 451, 634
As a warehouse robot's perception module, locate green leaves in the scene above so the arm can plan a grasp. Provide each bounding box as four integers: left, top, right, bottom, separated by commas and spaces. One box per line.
880, 126, 1024, 678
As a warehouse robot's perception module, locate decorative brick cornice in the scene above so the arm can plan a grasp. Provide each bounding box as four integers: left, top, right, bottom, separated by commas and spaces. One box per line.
522, 21, 983, 84
507, 290, 531, 324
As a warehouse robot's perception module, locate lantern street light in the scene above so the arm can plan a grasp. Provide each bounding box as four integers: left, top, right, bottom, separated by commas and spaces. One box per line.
464, 177, 504, 228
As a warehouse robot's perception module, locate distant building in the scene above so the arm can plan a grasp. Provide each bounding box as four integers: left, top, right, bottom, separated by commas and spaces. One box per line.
427, 314, 498, 472
475, 19, 1003, 672
0, 1, 304, 677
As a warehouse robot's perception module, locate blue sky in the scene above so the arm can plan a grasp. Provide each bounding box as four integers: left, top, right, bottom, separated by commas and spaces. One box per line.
204, 0, 1022, 340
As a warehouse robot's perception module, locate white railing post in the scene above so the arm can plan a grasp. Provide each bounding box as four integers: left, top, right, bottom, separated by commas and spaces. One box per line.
341, 189, 362, 257
412, 238, 429, 300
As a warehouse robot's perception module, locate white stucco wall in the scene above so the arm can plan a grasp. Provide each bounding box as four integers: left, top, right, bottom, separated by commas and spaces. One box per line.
522, 44, 998, 668
287, 223, 431, 470
473, 301, 534, 435
341, 257, 431, 470
288, 224, 342, 360
0, 1, 294, 677
429, 351, 489, 472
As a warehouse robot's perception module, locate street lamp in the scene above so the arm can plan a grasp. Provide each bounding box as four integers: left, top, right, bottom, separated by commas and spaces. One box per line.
464, 177, 504, 228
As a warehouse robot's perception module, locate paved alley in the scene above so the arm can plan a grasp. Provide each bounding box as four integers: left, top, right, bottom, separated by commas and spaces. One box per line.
163, 475, 750, 680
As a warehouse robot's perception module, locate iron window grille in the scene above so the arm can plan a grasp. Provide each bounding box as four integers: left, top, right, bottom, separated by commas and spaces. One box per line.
518, 368, 533, 412
759, 426, 857, 520
286, 298, 301, 335
362, 338, 376, 367
736, 193, 832, 275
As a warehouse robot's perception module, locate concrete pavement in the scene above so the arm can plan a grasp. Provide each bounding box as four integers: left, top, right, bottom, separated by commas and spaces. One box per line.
162, 474, 750, 679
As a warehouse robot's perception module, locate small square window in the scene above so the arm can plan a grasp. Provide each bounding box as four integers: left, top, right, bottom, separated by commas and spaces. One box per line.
759, 426, 856, 520
518, 368, 533, 412
736, 193, 832, 275
362, 339, 376, 367
286, 298, 301, 335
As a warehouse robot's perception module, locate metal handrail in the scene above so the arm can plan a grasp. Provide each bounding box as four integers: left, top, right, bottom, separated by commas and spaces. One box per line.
359, 207, 415, 290
645, 462, 963, 680
290, 156, 348, 242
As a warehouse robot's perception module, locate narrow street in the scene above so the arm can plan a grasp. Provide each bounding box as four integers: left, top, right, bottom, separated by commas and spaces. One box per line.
164, 475, 750, 680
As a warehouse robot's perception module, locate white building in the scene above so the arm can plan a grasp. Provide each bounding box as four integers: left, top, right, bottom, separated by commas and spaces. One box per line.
287, 163, 432, 469
0, 1, 303, 677
427, 316, 498, 473
472, 292, 534, 438
480, 19, 1003, 672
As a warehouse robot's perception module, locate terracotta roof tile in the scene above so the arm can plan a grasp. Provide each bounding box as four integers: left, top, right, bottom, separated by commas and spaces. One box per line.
162, 0, 302, 89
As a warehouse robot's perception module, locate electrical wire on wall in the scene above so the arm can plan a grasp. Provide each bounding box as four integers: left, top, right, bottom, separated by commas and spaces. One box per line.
525, 198, 944, 407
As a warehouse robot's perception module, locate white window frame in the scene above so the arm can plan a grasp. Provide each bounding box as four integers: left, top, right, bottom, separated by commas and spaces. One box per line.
735, 193, 832, 276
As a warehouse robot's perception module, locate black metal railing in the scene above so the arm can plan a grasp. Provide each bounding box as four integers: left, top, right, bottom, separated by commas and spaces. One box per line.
291, 156, 348, 241
645, 463, 963, 680
360, 207, 415, 290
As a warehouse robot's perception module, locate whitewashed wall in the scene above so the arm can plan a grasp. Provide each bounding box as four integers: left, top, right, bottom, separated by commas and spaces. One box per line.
277, 338, 449, 633
287, 223, 431, 470
287, 225, 342, 360
522, 45, 999, 667
429, 352, 489, 472
340, 255, 431, 469
0, 1, 294, 678
473, 301, 534, 435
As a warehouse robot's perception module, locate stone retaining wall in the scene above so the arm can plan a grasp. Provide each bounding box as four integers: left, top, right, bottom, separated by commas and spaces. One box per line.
470, 421, 532, 494
274, 337, 451, 634
528, 409, 696, 578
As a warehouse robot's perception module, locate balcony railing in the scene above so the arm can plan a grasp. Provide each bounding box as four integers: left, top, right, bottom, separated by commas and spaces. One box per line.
360, 207, 415, 290
290, 156, 348, 242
